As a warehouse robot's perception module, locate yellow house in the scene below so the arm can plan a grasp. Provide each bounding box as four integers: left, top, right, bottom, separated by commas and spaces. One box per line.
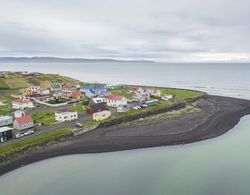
93, 110, 111, 121
19, 89, 32, 96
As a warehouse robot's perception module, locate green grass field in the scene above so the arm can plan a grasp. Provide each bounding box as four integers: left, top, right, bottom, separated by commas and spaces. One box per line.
33, 110, 56, 125
0, 74, 83, 90
70, 104, 86, 113
0, 128, 72, 157
161, 88, 203, 100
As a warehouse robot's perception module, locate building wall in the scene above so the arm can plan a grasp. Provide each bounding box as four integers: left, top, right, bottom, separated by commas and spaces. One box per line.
55, 112, 78, 122
106, 98, 127, 107
0, 117, 13, 127
14, 121, 34, 131
12, 102, 34, 109
0, 130, 12, 143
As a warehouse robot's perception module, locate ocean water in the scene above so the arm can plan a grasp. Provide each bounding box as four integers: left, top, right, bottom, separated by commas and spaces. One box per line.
0, 62, 250, 195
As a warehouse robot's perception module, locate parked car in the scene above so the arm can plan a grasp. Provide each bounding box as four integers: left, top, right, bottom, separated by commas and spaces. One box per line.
133, 105, 141, 110
76, 122, 83, 128
15, 133, 24, 139
24, 130, 34, 136
140, 104, 148, 108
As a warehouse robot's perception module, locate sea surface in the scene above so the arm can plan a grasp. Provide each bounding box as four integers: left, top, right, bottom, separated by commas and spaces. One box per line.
0, 62, 250, 195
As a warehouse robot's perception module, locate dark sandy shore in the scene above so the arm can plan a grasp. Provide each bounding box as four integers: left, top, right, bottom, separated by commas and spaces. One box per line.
1, 95, 250, 176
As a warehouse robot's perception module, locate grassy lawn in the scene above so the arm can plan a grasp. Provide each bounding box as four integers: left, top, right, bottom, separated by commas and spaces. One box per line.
111, 89, 133, 99
161, 88, 203, 100
0, 128, 72, 157
33, 110, 56, 125
70, 104, 86, 113
0, 106, 15, 115
0, 74, 82, 90
112, 101, 174, 120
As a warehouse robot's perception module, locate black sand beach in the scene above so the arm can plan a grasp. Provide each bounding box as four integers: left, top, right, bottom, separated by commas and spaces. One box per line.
1, 95, 250, 176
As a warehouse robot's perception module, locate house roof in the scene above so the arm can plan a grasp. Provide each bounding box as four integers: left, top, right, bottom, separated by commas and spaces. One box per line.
89, 102, 107, 110
15, 115, 33, 125
106, 95, 124, 101
0, 126, 13, 133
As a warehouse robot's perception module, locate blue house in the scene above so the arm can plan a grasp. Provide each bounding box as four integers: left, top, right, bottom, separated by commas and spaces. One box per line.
80, 86, 111, 97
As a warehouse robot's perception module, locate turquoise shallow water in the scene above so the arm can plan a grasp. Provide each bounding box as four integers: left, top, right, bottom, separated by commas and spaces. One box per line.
0, 63, 250, 195
0, 115, 250, 195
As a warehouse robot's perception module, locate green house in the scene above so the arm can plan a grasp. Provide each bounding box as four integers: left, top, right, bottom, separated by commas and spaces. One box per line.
0, 127, 13, 143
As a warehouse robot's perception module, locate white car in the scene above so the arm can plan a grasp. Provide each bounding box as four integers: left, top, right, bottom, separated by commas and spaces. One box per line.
133, 105, 141, 110
24, 130, 34, 136
140, 104, 148, 108
15, 133, 24, 139
76, 122, 83, 128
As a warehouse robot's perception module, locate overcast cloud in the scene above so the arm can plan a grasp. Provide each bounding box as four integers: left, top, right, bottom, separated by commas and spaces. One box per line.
0, 0, 250, 62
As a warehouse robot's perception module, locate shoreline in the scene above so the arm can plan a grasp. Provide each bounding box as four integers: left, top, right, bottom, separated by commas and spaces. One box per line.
1, 95, 250, 176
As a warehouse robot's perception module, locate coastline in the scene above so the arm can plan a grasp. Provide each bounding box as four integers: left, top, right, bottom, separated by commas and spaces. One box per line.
1, 95, 250, 176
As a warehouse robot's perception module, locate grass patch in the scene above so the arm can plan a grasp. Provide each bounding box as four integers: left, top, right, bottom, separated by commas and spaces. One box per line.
70, 104, 86, 113
0, 128, 72, 157
112, 101, 174, 120
0, 74, 82, 90
111, 89, 133, 99
161, 88, 203, 100
33, 110, 56, 125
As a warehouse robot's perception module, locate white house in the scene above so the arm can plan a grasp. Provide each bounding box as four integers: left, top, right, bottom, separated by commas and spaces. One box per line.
55, 111, 78, 122
13, 115, 34, 131
161, 95, 173, 101
117, 105, 129, 112
0, 116, 13, 127
12, 99, 34, 109
14, 110, 26, 118
106, 95, 127, 107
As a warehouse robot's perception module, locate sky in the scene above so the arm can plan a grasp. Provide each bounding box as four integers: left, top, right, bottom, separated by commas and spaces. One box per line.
0, 0, 250, 62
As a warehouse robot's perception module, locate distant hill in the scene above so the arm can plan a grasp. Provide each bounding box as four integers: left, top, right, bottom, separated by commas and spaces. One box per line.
0, 57, 154, 63
0, 74, 83, 90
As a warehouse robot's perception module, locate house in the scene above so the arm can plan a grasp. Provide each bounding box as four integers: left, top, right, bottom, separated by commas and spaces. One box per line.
14, 110, 26, 118
55, 111, 78, 122
61, 89, 73, 99
90, 97, 107, 104
145, 88, 162, 97
80, 86, 111, 97
133, 93, 150, 103
13, 115, 34, 130
62, 83, 78, 90
52, 91, 64, 99
117, 105, 129, 112
19, 88, 33, 96
106, 95, 127, 107
86, 102, 107, 114
37, 89, 50, 96
93, 110, 111, 121
129, 87, 144, 94
51, 84, 62, 91
161, 95, 173, 101
72, 90, 84, 100
0, 127, 13, 143
12, 99, 34, 109
0, 116, 13, 127
27, 86, 41, 93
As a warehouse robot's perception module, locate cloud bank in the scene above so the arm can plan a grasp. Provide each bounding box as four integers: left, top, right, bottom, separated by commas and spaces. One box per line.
0, 0, 250, 62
